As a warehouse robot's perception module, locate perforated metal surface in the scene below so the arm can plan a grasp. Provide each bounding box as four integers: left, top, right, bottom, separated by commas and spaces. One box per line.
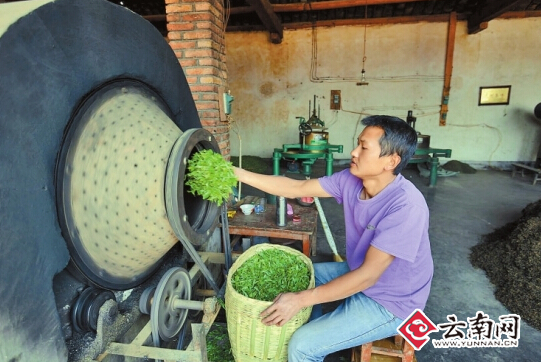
58, 83, 182, 287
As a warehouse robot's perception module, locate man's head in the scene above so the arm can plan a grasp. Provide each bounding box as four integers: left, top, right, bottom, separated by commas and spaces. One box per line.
353, 115, 418, 176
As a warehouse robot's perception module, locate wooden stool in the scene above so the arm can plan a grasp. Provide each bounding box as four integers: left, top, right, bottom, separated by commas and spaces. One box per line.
351, 335, 415, 362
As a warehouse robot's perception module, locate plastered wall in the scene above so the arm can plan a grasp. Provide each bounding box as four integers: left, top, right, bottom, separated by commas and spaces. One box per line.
225, 17, 541, 166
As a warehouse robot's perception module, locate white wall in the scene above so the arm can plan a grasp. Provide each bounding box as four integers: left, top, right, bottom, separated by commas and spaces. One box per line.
225, 17, 541, 166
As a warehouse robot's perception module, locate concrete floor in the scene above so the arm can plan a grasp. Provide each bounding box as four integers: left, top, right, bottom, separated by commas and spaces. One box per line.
242, 159, 541, 362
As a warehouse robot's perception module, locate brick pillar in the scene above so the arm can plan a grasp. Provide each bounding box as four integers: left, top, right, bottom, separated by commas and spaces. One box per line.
166, 0, 230, 158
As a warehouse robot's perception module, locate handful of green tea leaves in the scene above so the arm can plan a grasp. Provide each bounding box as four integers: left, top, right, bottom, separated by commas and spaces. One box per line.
185, 149, 237, 206
231, 248, 311, 302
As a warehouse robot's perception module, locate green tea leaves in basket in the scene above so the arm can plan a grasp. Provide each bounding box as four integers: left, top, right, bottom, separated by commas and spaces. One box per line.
185, 149, 237, 206
231, 248, 311, 302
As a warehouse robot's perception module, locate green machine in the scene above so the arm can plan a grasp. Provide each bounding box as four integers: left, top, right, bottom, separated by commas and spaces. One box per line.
273, 96, 343, 177
405, 110, 452, 187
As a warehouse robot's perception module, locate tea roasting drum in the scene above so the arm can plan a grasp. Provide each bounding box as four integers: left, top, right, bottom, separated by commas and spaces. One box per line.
0, 1, 221, 360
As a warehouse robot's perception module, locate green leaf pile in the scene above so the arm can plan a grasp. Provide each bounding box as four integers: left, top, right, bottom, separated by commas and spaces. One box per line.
206, 324, 234, 362
231, 249, 311, 302
185, 149, 237, 206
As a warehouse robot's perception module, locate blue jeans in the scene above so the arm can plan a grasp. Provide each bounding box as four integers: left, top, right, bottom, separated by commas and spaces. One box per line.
288, 262, 404, 362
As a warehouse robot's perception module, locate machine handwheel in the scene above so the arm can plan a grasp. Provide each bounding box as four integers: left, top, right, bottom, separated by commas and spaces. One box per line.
151, 267, 192, 343
299, 123, 312, 136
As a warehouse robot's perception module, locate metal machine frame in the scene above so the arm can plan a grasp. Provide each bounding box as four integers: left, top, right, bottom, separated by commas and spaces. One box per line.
94, 252, 227, 362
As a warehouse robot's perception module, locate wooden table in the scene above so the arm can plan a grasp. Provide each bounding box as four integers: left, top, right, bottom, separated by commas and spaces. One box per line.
228, 202, 319, 256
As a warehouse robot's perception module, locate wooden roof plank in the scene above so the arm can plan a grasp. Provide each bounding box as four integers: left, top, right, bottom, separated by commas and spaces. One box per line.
467, 0, 523, 33
245, 0, 284, 43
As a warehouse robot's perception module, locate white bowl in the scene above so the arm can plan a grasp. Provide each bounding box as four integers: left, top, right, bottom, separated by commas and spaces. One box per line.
240, 204, 255, 215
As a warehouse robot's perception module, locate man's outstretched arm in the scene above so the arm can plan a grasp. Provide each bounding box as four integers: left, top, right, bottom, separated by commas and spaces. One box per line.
234, 167, 331, 199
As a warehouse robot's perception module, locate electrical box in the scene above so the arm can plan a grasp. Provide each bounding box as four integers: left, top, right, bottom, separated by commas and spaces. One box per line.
223, 91, 234, 115
330, 90, 341, 110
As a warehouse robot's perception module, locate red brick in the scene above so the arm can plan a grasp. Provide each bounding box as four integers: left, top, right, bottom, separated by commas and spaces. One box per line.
185, 76, 199, 84
214, 124, 229, 131
216, 131, 229, 141
196, 101, 219, 110
181, 13, 213, 22
179, 59, 197, 68
194, 3, 212, 12
183, 30, 213, 40
213, 134, 227, 143
201, 123, 222, 131
196, 22, 223, 35
185, 67, 217, 76
199, 76, 222, 85
190, 85, 219, 93
167, 31, 182, 40
202, 93, 219, 101
203, 126, 218, 133
198, 58, 221, 68
184, 49, 214, 58
218, 141, 230, 155
195, 21, 211, 29
215, 132, 230, 140
190, 93, 202, 101
199, 110, 220, 119
167, 22, 194, 31
208, 5, 222, 19
211, 32, 226, 44
200, 119, 219, 126
166, 13, 182, 22
166, 4, 194, 13
196, 39, 214, 49
168, 40, 197, 50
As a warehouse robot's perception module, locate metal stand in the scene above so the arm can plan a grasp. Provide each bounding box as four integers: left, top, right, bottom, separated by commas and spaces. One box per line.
95, 252, 227, 362
273, 143, 343, 177
408, 148, 452, 187
220, 203, 233, 274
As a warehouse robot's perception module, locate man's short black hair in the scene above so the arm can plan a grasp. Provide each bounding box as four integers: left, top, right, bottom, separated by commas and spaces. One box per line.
361, 115, 418, 175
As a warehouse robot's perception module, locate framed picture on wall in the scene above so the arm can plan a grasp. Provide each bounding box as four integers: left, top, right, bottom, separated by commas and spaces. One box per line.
478, 86, 511, 106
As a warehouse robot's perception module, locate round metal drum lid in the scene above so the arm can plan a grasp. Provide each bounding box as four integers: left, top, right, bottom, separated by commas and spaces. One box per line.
56, 80, 181, 289
165, 128, 221, 246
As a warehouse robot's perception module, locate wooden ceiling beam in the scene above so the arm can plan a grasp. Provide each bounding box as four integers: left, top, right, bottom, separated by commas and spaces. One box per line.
467, 0, 522, 33
244, 0, 284, 43
274, 0, 442, 13
225, 9, 541, 32
499, 9, 541, 19
227, 13, 456, 32
229, 0, 444, 15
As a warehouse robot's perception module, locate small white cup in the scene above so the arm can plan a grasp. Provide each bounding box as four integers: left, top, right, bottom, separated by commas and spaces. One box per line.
240, 204, 255, 215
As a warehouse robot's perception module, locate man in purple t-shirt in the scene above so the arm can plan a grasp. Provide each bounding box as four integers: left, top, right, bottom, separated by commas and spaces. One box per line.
234, 115, 433, 362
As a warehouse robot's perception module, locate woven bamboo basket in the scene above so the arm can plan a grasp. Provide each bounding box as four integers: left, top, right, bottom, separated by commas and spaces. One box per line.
225, 243, 315, 362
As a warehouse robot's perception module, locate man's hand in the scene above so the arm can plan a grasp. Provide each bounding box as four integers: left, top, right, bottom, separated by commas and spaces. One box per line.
260, 292, 303, 327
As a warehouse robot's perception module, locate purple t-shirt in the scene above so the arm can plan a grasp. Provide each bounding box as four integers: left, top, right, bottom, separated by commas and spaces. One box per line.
319, 169, 433, 320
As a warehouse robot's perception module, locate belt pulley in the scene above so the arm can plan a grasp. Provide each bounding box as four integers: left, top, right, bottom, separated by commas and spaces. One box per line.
138, 267, 218, 355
